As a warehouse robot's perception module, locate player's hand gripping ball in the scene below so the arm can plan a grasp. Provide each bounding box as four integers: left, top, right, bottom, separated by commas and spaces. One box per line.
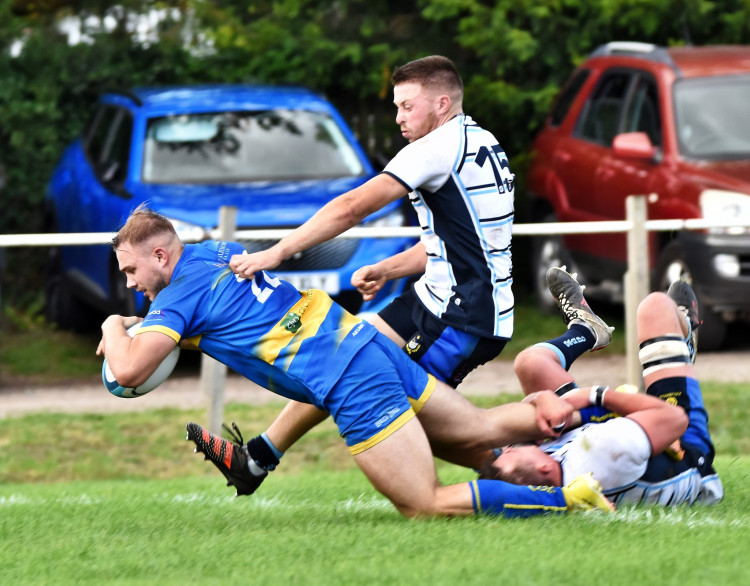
102, 322, 180, 398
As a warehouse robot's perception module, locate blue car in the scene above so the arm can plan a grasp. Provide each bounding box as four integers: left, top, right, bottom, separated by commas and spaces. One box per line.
44, 84, 416, 329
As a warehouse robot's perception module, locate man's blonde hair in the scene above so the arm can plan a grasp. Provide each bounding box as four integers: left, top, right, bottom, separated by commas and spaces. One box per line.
112, 203, 177, 249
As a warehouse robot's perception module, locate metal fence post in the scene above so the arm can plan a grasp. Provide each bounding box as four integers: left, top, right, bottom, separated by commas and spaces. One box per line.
625, 196, 650, 390
202, 206, 237, 433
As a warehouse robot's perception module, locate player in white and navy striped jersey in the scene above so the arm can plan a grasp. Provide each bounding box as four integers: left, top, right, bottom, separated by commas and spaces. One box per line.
228, 56, 523, 484
481, 269, 723, 507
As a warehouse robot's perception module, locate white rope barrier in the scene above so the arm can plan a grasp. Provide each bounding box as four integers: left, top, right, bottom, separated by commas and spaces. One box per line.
3, 196, 748, 404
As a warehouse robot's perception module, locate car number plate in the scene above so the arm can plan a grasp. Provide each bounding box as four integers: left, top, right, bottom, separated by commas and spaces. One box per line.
277, 272, 341, 294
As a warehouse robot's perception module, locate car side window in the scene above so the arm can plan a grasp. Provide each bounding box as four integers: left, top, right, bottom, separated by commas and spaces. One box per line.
84, 105, 132, 183
623, 75, 661, 147
550, 69, 590, 127
85, 105, 119, 165
576, 71, 632, 146
106, 111, 132, 183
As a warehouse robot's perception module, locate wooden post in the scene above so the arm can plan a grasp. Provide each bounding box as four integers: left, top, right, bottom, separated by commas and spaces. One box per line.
203, 206, 237, 433
625, 196, 650, 390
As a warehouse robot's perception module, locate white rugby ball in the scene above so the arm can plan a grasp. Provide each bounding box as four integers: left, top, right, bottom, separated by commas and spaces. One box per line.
102, 322, 180, 398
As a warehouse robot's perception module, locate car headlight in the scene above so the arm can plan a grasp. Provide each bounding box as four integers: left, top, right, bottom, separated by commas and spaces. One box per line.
166, 217, 210, 242
699, 189, 750, 235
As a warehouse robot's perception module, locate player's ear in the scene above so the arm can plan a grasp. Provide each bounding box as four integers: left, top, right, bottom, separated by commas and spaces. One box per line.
153, 247, 168, 266
537, 460, 556, 482
436, 94, 451, 114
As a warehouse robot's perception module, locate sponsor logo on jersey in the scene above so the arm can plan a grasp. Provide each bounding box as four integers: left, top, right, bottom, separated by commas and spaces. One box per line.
146, 309, 166, 320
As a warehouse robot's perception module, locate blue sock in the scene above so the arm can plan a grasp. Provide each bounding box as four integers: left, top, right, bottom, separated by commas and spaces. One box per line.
534, 323, 595, 371
470, 480, 567, 518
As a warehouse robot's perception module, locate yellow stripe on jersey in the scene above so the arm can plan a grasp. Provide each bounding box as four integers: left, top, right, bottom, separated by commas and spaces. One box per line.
336, 306, 369, 346
138, 324, 181, 344
348, 409, 416, 455
182, 335, 202, 350
408, 374, 437, 414
254, 290, 330, 365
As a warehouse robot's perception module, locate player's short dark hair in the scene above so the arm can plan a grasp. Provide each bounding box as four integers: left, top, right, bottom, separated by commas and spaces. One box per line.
112, 203, 177, 249
392, 55, 463, 97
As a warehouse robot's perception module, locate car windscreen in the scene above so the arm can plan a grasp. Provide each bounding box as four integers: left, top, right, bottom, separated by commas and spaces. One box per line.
674, 75, 750, 160
142, 109, 365, 183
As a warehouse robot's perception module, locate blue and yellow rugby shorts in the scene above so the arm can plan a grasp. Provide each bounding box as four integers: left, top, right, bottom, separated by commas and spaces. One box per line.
322, 332, 437, 455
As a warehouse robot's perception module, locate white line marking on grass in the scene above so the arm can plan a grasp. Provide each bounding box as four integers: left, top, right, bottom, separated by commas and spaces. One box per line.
1, 492, 743, 529
587, 506, 747, 529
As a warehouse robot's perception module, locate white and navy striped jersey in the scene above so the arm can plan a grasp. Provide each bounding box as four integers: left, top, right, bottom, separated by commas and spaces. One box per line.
543, 417, 723, 506
383, 114, 514, 340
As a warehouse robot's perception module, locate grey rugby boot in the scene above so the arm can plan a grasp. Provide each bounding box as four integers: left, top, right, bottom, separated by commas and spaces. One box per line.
667, 280, 701, 363
546, 266, 614, 351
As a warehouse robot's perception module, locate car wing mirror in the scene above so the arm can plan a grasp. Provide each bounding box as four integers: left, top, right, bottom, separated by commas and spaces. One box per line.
98, 161, 132, 198
100, 161, 120, 183
613, 132, 659, 161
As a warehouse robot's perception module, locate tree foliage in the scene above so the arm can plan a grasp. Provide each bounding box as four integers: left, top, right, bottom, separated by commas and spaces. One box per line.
1, 0, 750, 307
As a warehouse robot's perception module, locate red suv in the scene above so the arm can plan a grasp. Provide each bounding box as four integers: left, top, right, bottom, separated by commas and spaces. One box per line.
527, 41, 750, 350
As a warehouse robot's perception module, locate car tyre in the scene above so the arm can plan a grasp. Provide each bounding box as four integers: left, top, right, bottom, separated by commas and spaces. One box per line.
45, 244, 92, 331
654, 242, 726, 352
531, 214, 577, 313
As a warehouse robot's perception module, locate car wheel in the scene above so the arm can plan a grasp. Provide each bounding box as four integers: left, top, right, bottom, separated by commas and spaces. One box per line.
531, 214, 576, 313
654, 243, 726, 352
45, 244, 91, 330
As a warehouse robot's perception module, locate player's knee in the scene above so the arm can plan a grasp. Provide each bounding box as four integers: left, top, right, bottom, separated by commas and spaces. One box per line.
392, 500, 440, 518
637, 292, 672, 323
513, 346, 536, 379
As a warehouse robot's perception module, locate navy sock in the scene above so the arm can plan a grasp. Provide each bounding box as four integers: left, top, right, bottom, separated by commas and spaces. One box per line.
246, 435, 281, 471
537, 323, 595, 370
470, 480, 567, 518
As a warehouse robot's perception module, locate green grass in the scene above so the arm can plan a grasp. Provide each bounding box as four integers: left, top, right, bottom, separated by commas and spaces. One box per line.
0, 383, 747, 584
1, 461, 748, 585
0, 306, 744, 584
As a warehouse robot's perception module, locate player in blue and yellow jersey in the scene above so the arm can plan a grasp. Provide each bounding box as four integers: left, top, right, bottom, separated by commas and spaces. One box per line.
98, 205, 613, 518
224, 56, 599, 489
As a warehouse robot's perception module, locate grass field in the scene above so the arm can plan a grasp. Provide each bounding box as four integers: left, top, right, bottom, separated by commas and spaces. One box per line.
1, 383, 748, 585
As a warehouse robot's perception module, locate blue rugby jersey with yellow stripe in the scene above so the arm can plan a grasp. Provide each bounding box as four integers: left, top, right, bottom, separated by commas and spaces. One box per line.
138, 241, 376, 406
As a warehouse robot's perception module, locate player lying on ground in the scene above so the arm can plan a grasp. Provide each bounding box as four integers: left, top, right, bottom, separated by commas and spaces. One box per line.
480, 268, 723, 506
98, 205, 614, 519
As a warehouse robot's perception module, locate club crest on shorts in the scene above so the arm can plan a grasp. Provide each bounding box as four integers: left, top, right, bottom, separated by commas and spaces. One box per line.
406, 334, 422, 355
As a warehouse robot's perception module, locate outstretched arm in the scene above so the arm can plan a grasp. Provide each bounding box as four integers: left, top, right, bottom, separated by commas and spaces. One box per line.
229, 174, 408, 279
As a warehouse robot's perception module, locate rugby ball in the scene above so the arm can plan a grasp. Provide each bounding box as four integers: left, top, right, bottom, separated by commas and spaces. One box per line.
102, 322, 181, 398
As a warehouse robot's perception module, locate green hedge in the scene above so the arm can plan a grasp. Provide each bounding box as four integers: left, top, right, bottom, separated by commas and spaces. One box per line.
2, 0, 749, 309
